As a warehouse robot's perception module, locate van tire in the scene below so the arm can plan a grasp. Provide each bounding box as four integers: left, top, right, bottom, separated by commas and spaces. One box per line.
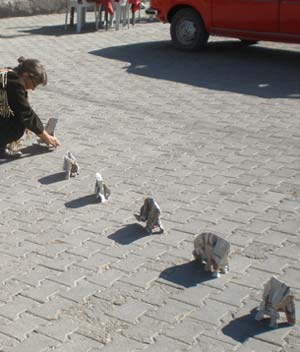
170, 8, 209, 51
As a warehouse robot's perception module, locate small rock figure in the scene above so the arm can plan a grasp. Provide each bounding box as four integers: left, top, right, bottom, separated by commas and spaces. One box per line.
135, 197, 164, 234
193, 232, 230, 278
37, 118, 58, 145
63, 151, 79, 179
94, 173, 111, 203
255, 276, 296, 328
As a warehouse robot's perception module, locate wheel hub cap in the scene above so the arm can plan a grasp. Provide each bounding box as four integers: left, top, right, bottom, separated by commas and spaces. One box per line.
177, 20, 196, 44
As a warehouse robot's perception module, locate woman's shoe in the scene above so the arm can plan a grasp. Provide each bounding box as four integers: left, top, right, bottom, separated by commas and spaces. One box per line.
0, 148, 22, 159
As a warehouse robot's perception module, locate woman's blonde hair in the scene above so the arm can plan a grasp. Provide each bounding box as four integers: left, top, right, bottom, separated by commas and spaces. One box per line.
14, 56, 47, 86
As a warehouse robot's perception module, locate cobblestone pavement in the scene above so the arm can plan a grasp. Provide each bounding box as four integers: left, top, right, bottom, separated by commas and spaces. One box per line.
0, 12, 300, 352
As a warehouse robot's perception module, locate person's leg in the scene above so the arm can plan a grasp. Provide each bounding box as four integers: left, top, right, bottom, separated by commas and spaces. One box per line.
0, 118, 25, 158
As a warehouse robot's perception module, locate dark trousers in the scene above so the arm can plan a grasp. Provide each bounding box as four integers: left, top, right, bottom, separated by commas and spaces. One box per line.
0, 116, 25, 148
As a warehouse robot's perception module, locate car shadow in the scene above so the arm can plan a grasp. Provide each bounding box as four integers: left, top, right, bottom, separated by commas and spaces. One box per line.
65, 194, 99, 208
222, 308, 292, 343
108, 223, 152, 245
89, 40, 300, 99
159, 260, 214, 288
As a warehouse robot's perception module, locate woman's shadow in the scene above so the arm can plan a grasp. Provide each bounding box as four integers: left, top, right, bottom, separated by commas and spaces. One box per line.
222, 308, 291, 343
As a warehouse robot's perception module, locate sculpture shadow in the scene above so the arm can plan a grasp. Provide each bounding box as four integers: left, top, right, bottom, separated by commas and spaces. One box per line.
108, 223, 150, 245
89, 40, 300, 99
38, 172, 66, 185
159, 260, 214, 288
222, 308, 291, 343
65, 194, 99, 208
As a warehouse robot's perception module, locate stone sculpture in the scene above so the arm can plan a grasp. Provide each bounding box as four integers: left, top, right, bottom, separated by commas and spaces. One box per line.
94, 172, 111, 202
193, 232, 230, 278
63, 151, 79, 179
255, 276, 296, 328
37, 118, 58, 145
45, 118, 58, 136
135, 197, 164, 234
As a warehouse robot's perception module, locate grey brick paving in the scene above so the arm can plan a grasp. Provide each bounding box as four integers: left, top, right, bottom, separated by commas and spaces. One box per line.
0, 11, 300, 352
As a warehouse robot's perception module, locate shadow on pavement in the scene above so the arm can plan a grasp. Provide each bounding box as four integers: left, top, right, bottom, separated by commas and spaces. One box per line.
0, 144, 53, 164
38, 172, 66, 185
90, 40, 300, 99
159, 260, 214, 288
6, 19, 155, 38
222, 308, 291, 343
65, 194, 99, 208
21, 144, 54, 155
108, 223, 150, 245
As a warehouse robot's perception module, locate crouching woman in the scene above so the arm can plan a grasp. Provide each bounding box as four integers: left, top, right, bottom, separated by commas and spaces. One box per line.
0, 57, 60, 158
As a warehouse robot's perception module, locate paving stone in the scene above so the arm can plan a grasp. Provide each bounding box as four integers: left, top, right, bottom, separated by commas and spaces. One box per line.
111, 254, 145, 273
87, 268, 126, 288
47, 333, 103, 352
75, 252, 114, 272
90, 334, 145, 352
189, 334, 234, 351
31, 253, 79, 272
236, 338, 281, 352
0, 332, 17, 350
107, 300, 152, 324
227, 230, 255, 247
14, 266, 54, 287
274, 220, 300, 236
142, 335, 188, 352
8, 331, 59, 352
279, 267, 300, 290
37, 316, 79, 342
241, 219, 272, 235
273, 243, 300, 260
190, 299, 235, 326
123, 315, 167, 344
229, 255, 253, 274
66, 240, 104, 258
60, 279, 101, 303
232, 268, 273, 289
254, 208, 289, 224
153, 230, 188, 247
28, 296, 74, 320
164, 317, 205, 344
0, 296, 38, 320
47, 266, 89, 287
0, 280, 29, 304
254, 230, 289, 246
211, 283, 251, 307
138, 282, 182, 307
121, 267, 159, 289
146, 299, 195, 324
0, 313, 45, 341
134, 242, 169, 260
20, 279, 66, 303
252, 255, 292, 275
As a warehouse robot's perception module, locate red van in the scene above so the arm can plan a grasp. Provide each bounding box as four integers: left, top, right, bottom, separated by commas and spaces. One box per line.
147, 0, 300, 50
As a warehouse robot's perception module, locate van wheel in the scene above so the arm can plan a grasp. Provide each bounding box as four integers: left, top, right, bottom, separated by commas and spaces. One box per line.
170, 8, 209, 51
240, 39, 258, 46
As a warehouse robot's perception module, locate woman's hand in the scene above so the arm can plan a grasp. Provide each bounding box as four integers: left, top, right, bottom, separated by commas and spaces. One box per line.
38, 130, 60, 148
